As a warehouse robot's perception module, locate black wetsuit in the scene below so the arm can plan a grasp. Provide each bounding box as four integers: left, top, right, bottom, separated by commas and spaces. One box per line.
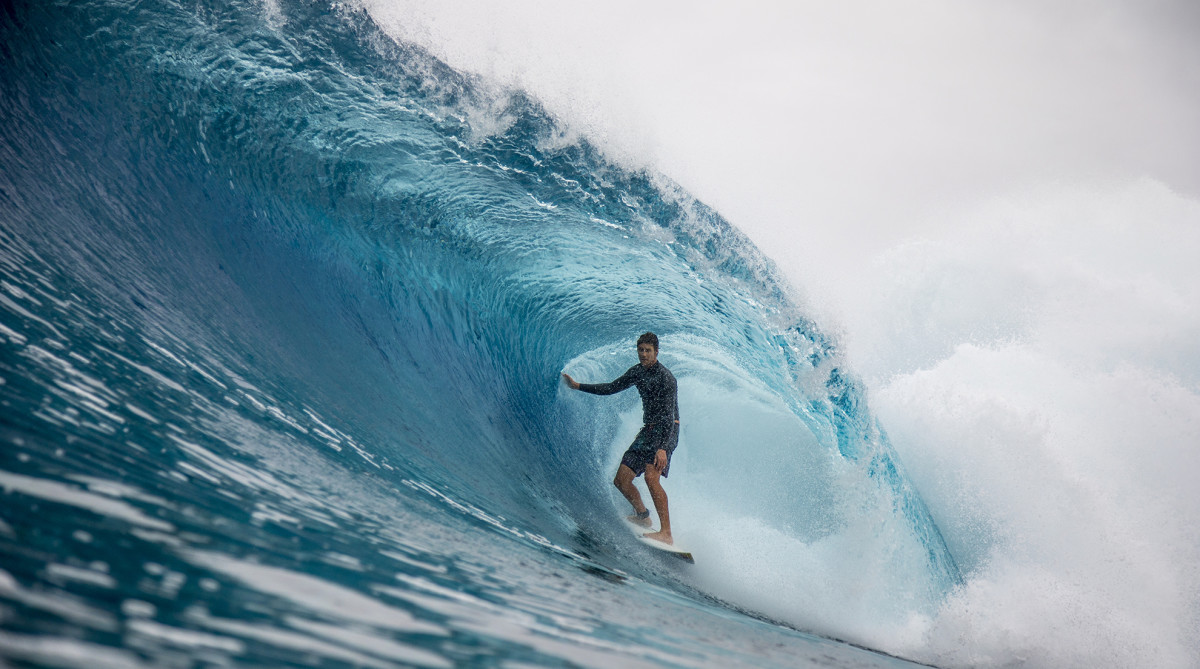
579, 362, 680, 476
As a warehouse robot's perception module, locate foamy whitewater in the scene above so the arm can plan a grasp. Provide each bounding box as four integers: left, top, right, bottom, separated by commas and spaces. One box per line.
3, 0, 1199, 668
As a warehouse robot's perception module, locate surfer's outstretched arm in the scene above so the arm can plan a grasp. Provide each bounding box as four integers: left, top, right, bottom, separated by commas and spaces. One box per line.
562, 369, 639, 395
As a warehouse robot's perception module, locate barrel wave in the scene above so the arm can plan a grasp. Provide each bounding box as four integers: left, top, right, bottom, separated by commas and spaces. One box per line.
1, 0, 958, 666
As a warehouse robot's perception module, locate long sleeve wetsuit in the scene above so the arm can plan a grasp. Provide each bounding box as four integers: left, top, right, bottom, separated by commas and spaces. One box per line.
578, 362, 680, 457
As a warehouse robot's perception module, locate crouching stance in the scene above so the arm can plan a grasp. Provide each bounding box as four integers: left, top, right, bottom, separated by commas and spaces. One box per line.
562, 332, 680, 544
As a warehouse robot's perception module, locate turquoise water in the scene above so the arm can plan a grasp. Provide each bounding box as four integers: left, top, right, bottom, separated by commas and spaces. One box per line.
1, 0, 957, 665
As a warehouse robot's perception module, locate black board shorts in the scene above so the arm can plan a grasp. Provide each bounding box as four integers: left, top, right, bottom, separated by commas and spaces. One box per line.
620, 420, 679, 478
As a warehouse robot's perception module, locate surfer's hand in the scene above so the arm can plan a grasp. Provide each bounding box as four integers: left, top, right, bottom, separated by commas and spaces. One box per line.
561, 373, 579, 390
654, 449, 667, 472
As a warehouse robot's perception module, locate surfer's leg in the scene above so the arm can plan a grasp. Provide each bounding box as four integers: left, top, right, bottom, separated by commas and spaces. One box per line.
613, 464, 649, 524
642, 461, 672, 544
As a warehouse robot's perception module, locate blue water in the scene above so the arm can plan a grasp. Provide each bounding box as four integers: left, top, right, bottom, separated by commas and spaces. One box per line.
1, 0, 958, 666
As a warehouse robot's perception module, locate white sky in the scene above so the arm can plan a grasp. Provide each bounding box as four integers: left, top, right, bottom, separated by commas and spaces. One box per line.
364, 0, 1200, 329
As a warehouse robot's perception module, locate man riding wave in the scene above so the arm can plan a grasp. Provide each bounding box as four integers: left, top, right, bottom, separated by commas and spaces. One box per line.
562, 332, 679, 544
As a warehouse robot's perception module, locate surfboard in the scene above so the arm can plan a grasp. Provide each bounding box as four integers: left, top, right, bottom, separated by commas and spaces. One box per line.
623, 517, 695, 564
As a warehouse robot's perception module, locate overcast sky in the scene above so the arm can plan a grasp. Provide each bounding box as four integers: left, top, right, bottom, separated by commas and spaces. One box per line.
364, 0, 1200, 323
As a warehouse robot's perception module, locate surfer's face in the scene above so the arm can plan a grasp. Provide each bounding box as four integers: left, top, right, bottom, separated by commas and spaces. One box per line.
637, 342, 658, 367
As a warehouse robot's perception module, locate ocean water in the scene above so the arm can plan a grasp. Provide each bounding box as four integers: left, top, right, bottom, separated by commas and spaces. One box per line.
0, 0, 961, 667
8, 1, 1200, 668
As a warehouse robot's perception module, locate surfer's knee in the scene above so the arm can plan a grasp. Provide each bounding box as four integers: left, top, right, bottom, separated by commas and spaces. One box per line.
613, 464, 633, 489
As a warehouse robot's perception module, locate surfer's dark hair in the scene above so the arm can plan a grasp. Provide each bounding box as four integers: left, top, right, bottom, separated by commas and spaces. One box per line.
637, 332, 659, 350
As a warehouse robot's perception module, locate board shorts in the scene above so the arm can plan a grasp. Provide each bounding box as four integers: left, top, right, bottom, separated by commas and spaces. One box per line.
620, 420, 679, 478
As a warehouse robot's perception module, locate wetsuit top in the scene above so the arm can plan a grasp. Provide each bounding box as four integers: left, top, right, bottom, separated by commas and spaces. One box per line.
578, 362, 679, 429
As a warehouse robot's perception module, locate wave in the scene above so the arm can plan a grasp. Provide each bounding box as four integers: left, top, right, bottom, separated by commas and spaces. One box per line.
1, 0, 961, 663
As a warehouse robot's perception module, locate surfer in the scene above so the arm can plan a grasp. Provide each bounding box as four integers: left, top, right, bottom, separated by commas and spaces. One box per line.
562, 332, 680, 544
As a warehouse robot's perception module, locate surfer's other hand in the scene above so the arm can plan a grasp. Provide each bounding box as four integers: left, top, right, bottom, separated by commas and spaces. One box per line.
654, 449, 667, 471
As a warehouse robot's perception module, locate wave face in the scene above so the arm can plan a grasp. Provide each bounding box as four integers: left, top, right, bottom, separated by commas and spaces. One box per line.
1, 0, 957, 665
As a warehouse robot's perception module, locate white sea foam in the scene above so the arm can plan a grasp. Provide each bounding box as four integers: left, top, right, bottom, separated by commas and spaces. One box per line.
854, 182, 1200, 668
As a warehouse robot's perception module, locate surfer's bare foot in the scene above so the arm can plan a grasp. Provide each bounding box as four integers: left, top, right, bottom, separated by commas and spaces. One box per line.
642, 529, 673, 545
626, 513, 652, 528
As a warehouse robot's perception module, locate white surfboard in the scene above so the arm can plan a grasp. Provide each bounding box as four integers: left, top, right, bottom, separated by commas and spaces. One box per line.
623, 517, 694, 564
